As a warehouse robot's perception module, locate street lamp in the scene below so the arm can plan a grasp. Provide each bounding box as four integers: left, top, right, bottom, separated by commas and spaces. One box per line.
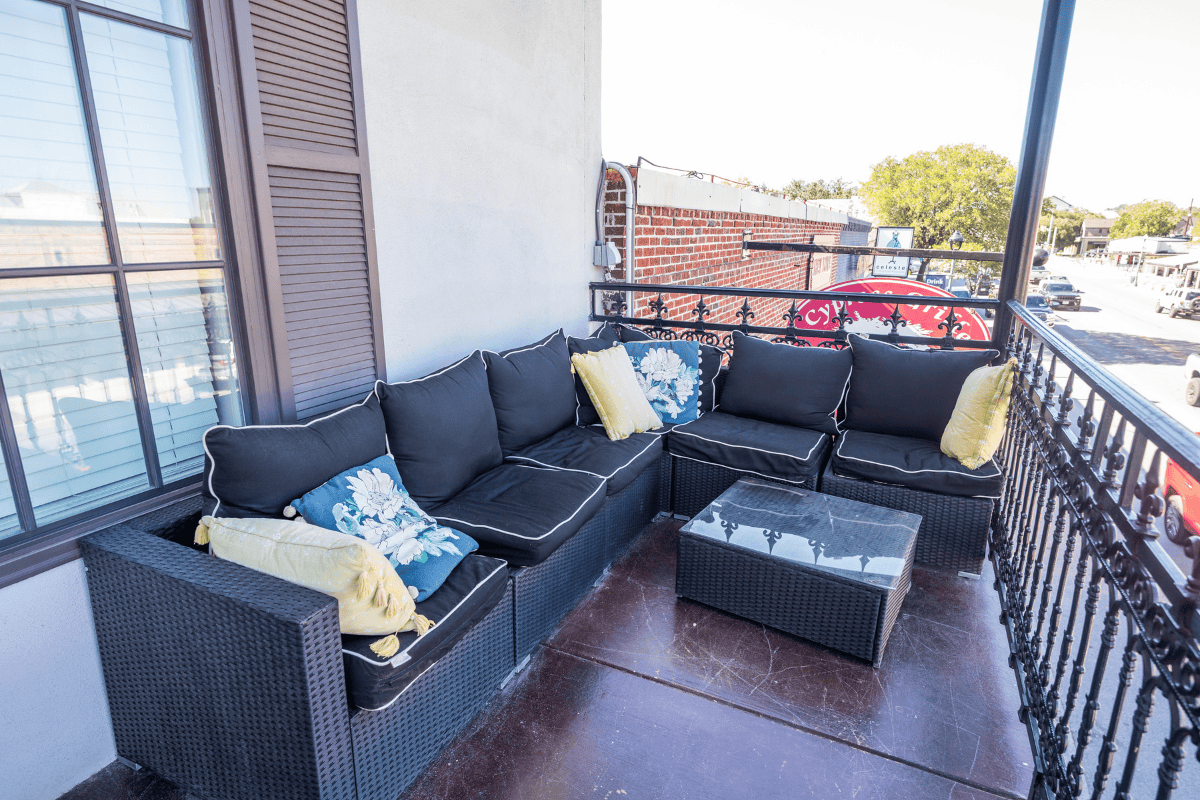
947, 231, 964, 288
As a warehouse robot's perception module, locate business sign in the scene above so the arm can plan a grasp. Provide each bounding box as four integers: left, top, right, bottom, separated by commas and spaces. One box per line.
872, 227, 915, 277
788, 277, 990, 345
923, 273, 949, 290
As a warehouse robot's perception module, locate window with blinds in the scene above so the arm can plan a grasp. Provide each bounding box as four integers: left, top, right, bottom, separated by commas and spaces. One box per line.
0, 0, 243, 543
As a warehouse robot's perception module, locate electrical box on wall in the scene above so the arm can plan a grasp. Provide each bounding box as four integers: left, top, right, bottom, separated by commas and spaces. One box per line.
593, 242, 621, 268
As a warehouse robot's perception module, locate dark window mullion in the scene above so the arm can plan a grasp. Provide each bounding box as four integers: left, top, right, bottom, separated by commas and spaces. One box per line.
73, 0, 194, 40
0, 369, 38, 533
113, 271, 165, 489
184, 0, 252, 426
0, 261, 227, 281
64, 3, 121, 275
65, 5, 165, 490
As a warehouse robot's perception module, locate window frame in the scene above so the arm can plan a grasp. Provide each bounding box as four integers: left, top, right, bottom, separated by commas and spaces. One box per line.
0, 0, 268, 583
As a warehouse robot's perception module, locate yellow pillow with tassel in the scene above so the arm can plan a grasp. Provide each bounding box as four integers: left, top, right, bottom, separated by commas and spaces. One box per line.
940, 358, 1017, 470
571, 346, 663, 440
195, 516, 433, 657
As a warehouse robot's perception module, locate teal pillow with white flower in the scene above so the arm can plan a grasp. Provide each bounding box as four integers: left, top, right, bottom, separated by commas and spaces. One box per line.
621, 340, 701, 424
289, 454, 477, 601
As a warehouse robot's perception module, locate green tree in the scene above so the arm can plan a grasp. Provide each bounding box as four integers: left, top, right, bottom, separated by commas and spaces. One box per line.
1039, 207, 1094, 250
782, 178, 855, 201
859, 144, 1015, 277
1109, 200, 1183, 238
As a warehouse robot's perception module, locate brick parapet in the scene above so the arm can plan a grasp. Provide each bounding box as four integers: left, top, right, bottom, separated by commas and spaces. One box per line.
602, 166, 851, 330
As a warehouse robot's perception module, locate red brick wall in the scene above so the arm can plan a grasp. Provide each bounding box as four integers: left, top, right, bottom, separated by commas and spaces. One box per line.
602, 167, 844, 330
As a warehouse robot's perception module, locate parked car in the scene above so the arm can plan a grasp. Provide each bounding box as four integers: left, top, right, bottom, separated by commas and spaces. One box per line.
1041, 281, 1083, 310
1024, 294, 1055, 326
1028, 264, 1049, 285
1185, 354, 1200, 406
1163, 432, 1200, 541
1155, 288, 1200, 319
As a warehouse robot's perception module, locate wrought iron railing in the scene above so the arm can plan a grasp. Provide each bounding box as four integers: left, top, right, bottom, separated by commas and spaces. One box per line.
997, 302, 1199, 799
591, 241, 1006, 351
589, 275, 1200, 798
591, 281, 1001, 351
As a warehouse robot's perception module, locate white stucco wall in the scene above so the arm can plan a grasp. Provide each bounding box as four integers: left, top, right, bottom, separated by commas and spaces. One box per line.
358, 0, 603, 380
0, 561, 116, 800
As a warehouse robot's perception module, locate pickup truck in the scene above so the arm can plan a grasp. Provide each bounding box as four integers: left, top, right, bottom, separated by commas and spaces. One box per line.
1041, 281, 1082, 310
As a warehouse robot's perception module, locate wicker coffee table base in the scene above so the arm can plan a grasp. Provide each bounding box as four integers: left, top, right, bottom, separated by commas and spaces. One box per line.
820, 466, 992, 574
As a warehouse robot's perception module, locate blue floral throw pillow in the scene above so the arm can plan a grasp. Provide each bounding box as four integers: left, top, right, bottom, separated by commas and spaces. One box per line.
621, 340, 701, 424
290, 454, 477, 601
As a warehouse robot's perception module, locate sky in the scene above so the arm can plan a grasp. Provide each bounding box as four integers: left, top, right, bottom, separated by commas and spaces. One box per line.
601, 0, 1200, 214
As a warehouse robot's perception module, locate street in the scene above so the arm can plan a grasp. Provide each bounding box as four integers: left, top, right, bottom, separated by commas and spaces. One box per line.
1039, 254, 1200, 434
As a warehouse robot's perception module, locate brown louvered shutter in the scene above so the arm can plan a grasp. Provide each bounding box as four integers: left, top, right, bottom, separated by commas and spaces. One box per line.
234, 0, 384, 420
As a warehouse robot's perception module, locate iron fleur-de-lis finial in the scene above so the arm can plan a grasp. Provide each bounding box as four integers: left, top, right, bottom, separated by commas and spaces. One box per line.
938, 306, 962, 350
736, 298, 755, 330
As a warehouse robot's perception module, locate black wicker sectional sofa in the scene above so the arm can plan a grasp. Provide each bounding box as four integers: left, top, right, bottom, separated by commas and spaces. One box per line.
79, 323, 1005, 800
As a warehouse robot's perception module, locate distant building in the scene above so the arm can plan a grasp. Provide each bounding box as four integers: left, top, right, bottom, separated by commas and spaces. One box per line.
1046, 195, 1075, 211
1171, 207, 1196, 238
1108, 236, 1191, 256
1145, 249, 1200, 288
1078, 217, 1117, 253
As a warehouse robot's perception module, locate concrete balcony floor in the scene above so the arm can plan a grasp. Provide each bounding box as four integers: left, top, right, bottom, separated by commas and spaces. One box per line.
64, 517, 1033, 800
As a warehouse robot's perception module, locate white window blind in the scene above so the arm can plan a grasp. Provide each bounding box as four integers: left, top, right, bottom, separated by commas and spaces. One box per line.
0, 274, 149, 527
127, 269, 241, 483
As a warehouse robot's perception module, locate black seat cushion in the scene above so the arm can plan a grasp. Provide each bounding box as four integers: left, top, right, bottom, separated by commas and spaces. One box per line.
667, 412, 831, 484
720, 331, 851, 435
505, 424, 663, 495
341, 554, 509, 711
375, 352, 504, 509
830, 430, 1003, 498
202, 393, 387, 518
427, 463, 607, 566
616, 324, 724, 414
484, 331, 578, 455
844, 334, 998, 442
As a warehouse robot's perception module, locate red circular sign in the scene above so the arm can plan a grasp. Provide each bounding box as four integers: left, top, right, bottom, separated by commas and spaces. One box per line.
795, 277, 990, 344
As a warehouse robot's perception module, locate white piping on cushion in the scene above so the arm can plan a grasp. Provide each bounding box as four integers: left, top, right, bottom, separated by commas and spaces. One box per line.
833, 360, 852, 434
833, 432, 1001, 497
700, 344, 725, 417
203, 390, 378, 517
671, 424, 825, 462
433, 468, 606, 541
375, 352, 482, 390
505, 434, 659, 481
482, 329, 563, 361
670, 452, 815, 487
342, 562, 509, 670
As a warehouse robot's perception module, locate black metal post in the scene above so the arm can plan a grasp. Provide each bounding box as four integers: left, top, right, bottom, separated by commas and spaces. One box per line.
993, 0, 1076, 350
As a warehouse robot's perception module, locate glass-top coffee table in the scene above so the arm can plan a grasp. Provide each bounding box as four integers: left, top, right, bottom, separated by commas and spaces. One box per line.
676, 478, 920, 666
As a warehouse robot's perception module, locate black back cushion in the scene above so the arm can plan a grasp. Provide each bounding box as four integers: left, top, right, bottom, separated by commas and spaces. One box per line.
376, 352, 504, 508
567, 334, 620, 426
720, 331, 851, 435
617, 324, 724, 413
203, 393, 387, 518
483, 331, 577, 454
844, 334, 998, 442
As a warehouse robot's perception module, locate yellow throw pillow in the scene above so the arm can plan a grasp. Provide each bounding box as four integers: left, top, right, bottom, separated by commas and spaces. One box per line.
940, 358, 1017, 469
571, 346, 663, 441
195, 516, 433, 655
